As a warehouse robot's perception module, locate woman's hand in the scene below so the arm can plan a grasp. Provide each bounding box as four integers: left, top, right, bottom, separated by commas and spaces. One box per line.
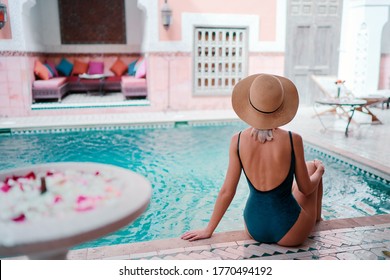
313, 159, 325, 174
181, 229, 212, 241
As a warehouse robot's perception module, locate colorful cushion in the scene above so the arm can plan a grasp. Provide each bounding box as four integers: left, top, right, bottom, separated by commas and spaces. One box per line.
88, 61, 104, 75
56, 58, 73, 76
128, 59, 138, 76
72, 59, 89, 75
44, 64, 54, 78
34, 60, 50, 80
45, 61, 59, 77
110, 58, 128, 76
33, 77, 68, 88
135, 58, 146, 78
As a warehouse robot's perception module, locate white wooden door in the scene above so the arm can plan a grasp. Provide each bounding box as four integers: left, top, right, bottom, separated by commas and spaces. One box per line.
285, 0, 343, 104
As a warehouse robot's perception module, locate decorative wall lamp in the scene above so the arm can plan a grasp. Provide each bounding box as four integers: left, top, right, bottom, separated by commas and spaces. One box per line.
0, 1, 7, 30
161, 0, 172, 30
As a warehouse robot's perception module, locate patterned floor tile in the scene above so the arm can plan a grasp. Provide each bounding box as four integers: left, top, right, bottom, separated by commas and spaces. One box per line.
211, 248, 241, 260
336, 252, 360, 260
352, 249, 381, 260
225, 246, 255, 259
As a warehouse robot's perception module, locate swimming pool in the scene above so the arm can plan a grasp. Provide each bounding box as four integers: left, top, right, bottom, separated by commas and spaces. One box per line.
0, 122, 389, 249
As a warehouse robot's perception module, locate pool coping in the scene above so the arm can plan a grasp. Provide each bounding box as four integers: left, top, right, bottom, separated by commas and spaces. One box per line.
65, 214, 390, 260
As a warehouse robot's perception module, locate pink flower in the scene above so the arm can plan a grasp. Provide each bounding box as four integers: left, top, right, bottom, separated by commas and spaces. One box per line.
335, 79, 345, 85
12, 214, 26, 222
24, 171, 36, 180
75, 195, 95, 211
53, 195, 62, 203
1, 183, 11, 193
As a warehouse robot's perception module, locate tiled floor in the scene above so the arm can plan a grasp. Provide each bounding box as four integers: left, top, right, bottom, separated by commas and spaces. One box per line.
0, 104, 389, 260
65, 215, 390, 260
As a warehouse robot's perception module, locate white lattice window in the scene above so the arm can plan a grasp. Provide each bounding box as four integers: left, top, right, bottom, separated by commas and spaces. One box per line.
194, 27, 248, 95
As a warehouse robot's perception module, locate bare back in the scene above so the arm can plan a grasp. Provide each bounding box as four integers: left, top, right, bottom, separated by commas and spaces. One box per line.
238, 128, 292, 192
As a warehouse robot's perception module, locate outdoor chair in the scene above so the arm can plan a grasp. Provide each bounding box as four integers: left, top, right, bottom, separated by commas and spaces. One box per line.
311, 75, 386, 124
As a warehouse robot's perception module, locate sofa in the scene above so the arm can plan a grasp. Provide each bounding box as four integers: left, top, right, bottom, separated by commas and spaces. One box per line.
32, 56, 147, 103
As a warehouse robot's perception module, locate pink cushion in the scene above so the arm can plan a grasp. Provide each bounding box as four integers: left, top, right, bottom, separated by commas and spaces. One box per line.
33, 77, 67, 89
88, 61, 104, 75
121, 76, 146, 87
135, 58, 146, 78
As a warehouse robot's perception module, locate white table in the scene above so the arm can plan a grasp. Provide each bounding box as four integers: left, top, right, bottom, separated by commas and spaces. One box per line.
0, 162, 152, 259
314, 98, 367, 137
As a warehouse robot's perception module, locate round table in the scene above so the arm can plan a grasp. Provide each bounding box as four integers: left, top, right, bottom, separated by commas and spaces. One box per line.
0, 162, 152, 259
314, 98, 367, 136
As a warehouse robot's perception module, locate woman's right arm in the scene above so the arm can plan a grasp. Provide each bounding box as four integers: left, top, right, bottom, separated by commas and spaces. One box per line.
292, 133, 325, 195
181, 134, 242, 241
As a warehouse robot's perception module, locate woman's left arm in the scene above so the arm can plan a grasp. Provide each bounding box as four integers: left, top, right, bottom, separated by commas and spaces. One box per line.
181, 134, 242, 241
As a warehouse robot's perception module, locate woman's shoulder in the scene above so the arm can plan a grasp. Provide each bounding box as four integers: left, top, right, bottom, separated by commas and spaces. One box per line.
289, 130, 302, 139
276, 129, 303, 143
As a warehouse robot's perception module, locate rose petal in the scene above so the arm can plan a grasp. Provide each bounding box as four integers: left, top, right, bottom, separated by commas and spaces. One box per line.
12, 214, 26, 222
54, 195, 62, 203
1, 183, 11, 193
77, 195, 88, 203
24, 171, 36, 180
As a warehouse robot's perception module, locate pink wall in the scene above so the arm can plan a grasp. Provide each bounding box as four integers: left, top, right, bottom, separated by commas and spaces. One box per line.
0, 56, 32, 117
0, 51, 285, 117
0, 0, 12, 40
0, 0, 284, 118
379, 54, 390, 89
159, 0, 277, 42
147, 52, 284, 112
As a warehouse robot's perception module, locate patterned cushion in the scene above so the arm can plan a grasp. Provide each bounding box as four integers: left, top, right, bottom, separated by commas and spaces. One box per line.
45, 61, 59, 77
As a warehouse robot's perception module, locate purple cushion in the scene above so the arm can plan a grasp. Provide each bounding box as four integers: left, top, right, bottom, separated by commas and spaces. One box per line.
88, 61, 104, 75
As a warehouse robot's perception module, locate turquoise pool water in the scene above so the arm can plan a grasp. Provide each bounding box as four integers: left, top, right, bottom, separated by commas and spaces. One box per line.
0, 122, 389, 249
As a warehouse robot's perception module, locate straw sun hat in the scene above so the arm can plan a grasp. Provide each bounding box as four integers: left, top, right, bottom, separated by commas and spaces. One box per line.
232, 74, 299, 129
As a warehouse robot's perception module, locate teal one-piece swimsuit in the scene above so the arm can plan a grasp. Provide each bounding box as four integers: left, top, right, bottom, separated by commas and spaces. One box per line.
237, 131, 301, 243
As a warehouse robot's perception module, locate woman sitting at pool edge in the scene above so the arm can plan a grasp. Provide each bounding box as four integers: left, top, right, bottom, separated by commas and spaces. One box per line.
181, 74, 325, 246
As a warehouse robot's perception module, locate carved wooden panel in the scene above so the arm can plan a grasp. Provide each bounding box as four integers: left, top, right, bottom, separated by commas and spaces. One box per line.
59, 0, 126, 44
194, 27, 248, 95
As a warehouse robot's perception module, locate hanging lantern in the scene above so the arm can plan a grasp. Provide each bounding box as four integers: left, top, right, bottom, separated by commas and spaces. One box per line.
0, 1, 7, 30
161, 0, 172, 30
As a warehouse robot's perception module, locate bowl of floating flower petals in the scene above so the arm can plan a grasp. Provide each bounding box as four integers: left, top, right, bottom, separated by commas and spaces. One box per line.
0, 162, 151, 259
